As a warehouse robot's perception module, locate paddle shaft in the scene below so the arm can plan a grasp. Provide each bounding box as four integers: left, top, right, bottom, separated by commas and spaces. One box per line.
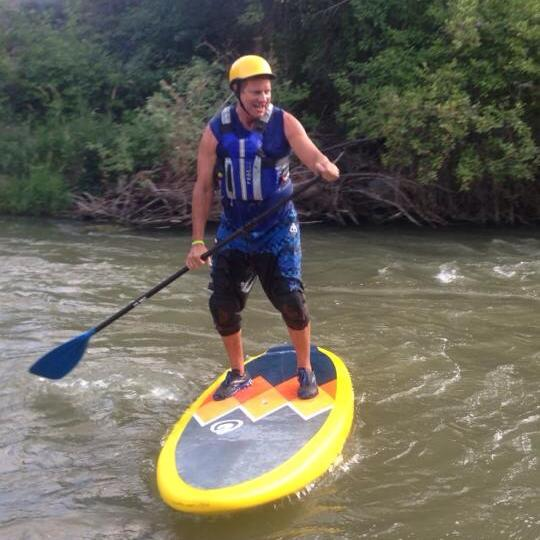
93, 177, 320, 334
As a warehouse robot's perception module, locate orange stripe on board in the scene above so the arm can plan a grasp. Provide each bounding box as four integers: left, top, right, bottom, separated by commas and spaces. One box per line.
196, 373, 337, 425
275, 377, 299, 401
235, 376, 273, 403
242, 387, 288, 421
195, 395, 240, 424
320, 379, 337, 398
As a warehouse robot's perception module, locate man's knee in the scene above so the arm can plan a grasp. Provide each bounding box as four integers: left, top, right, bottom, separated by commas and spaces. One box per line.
276, 290, 310, 331
209, 294, 243, 336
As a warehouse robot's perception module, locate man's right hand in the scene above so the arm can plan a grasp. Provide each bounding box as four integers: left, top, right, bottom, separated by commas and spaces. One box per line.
186, 243, 208, 270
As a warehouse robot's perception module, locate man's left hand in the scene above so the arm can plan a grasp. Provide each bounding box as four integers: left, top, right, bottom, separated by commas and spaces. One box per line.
315, 161, 340, 182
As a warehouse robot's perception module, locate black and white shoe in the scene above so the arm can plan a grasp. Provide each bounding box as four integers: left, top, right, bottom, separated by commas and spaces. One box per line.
213, 369, 252, 401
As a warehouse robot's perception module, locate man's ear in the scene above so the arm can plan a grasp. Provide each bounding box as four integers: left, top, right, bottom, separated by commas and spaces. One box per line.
231, 80, 242, 95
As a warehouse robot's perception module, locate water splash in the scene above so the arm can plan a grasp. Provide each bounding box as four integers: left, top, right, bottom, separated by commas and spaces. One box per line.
435, 263, 463, 284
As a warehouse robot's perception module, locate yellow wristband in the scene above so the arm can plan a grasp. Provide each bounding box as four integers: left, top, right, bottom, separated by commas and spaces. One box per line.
191, 239, 205, 246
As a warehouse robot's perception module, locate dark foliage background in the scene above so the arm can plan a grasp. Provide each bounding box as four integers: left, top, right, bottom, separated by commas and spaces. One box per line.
1, 0, 538, 224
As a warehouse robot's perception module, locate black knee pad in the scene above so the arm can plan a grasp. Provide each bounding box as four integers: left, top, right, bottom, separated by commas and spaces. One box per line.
276, 290, 310, 331
209, 294, 243, 336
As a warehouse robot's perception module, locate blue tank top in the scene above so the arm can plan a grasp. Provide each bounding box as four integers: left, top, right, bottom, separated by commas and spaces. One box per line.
209, 104, 293, 232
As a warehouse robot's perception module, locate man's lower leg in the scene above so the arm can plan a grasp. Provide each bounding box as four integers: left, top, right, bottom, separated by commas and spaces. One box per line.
288, 323, 318, 399
287, 323, 311, 370
213, 330, 252, 400
222, 330, 245, 374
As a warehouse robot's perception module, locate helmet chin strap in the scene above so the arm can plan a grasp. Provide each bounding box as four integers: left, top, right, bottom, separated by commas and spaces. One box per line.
235, 92, 256, 122
233, 80, 261, 123
236, 93, 250, 116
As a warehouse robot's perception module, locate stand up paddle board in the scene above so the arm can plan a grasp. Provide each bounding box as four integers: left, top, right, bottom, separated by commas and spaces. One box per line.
157, 344, 354, 514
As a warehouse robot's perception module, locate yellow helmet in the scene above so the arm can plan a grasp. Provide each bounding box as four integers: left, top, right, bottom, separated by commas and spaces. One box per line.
228, 55, 275, 89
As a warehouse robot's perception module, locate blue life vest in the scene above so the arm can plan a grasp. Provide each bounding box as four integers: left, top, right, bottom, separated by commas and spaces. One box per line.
209, 104, 293, 232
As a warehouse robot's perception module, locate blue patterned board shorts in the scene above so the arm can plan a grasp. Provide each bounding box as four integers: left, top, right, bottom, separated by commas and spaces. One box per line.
208, 206, 309, 335
211, 206, 303, 294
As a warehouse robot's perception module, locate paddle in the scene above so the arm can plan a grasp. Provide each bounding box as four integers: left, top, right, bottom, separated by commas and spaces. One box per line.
29, 176, 321, 380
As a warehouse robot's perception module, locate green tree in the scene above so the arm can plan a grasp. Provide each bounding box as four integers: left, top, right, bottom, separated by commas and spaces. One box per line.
334, 0, 539, 189
0, 5, 119, 119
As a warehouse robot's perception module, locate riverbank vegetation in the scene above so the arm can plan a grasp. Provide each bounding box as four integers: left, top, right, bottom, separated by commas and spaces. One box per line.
1, 0, 538, 226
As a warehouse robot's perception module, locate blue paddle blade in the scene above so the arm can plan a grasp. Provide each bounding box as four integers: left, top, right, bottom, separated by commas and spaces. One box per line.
29, 328, 96, 380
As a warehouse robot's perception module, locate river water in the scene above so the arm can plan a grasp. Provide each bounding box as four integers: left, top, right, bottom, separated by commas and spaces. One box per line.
0, 217, 538, 540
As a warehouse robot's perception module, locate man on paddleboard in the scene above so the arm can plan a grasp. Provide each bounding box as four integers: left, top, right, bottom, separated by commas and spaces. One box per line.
186, 55, 339, 401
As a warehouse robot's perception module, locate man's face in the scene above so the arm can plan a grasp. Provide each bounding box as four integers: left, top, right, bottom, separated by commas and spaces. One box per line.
240, 77, 272, 118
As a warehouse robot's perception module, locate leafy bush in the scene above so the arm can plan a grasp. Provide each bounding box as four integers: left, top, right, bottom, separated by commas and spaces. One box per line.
140, 58, 227, 177
0, 165, 71, 215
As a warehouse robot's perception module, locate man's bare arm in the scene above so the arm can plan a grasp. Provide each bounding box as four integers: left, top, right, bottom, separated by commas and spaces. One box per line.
283, 112, 339, 181
186, 126, 218, 269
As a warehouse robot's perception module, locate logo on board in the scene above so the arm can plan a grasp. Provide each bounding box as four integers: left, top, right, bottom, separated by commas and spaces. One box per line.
210, 419, 244, 435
